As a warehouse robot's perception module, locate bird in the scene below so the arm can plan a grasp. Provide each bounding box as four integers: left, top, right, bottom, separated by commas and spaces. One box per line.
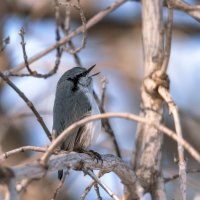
52, 65, 101, 180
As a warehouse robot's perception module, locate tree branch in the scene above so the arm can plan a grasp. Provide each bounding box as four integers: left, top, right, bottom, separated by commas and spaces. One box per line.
5, 0, 127, 75
0, 72, 51, 140
12, 153, 144, 199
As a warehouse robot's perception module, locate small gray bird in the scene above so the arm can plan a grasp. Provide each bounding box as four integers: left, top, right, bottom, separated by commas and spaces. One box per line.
53, 65, 101, 180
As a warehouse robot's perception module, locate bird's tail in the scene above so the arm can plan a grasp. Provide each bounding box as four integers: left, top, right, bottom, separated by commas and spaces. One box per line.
58, 170, 63, 180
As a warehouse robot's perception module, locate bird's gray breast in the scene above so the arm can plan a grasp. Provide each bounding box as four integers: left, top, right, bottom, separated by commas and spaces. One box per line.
80, 88, 101, 148
52, 80, 101, 150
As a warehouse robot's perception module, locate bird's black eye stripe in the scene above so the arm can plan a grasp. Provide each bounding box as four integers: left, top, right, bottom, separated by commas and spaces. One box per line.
67, 71, 88, 82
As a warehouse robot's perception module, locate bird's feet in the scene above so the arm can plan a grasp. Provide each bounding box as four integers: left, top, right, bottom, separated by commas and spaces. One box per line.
76, 149, 103, 164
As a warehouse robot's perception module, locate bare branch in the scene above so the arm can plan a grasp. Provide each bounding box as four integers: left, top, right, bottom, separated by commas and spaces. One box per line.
158, 86, 186, 200
167, 0, 200, 22
158, 6, 173, 77
100, 78, 108, 109
10, 25, 63, 79
4, 0, 127, 75
0, 146, 47, 161
86, 170, 120, 200
19, 28, 35, 75
61, 0, 82, 66
51, 171, 68, 200
0, 72, 51, 140
63, 0, 87, 54
93, 92, 122, 158
39, 112, 200, 169
94, 181, 102, 200
80, 172, 104, 200
13, 153, 144, 199
0, 36, 10, 52
164, 168, 200, 183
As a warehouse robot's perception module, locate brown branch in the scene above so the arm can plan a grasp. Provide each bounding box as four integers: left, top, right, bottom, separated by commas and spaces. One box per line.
158, 6, 173, 77
0, 36, 10, 52
100, 78, 108, 109
80, 172, 104, 200
13, 153, 144, 199
4, 0, 127, 75
10, 23, 63, 78
19, 27, 35, 75
167, 0, 200, 22
63, 0, 87, 54
134, 1, 165, 198
94, 182, 102, 200
0, 146, 47, 161
61, 0, 82, 66
85, 170, 120, 200
51, 171, 68, 200
0, 72, 52, 140
164, 168, 200, 183
39, 113, 200, 169
93, 92, 122, 158
158, 86, 186, 200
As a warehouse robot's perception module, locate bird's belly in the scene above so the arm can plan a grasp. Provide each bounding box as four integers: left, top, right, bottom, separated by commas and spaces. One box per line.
78, 92, 101, 148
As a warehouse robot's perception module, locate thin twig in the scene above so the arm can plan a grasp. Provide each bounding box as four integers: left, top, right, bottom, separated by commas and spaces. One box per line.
93, 92, 122, 158
19, 27, 35, 75
100, 78, 108, 109
157, 6, 173, 76
0, 72, 52, 140
62, 0, 82, 66
80, 171, 104, 200
164, 168, 200, 183
39, 112, 200, 168
0, 36, 10, 52
158, 86, 186, 200
167, 0, 200, 22
51, 171, 68, 200
63, 0, 87, 54
0, 146, 47, 160
94, 181, 102, 200
5, 0, 127, 75
85, 170, 120, 200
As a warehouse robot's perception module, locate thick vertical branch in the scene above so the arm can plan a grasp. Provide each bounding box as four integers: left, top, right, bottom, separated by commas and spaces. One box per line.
133, 0, 165, 199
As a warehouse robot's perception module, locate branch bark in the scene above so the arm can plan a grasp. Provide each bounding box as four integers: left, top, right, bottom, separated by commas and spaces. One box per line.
133, 0, 165, 199
12, 153, 144, 199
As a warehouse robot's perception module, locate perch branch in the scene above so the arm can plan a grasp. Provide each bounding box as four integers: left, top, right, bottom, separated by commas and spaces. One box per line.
13, 153, 144, 199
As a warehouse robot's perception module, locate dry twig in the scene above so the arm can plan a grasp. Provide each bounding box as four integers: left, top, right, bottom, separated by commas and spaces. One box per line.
93, 92, 122, 158
51, 170, 68, 200
0, 146, 47, 161
63, 0, 87, 55
158, 86, 187, 200
158, 6, 173, 76
80, 172, 104, 200
4, 0, 127, 75
61, 0, 82, 66
85, 170, 119, 200
0, 72, 51, 140
167, 0, 200, 22
0, 36, 10, 52
164, 168, 200, 183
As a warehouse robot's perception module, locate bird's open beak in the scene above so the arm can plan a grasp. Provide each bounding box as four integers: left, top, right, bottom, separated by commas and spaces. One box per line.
87, 64, 100, 77
87, 64, 96, 73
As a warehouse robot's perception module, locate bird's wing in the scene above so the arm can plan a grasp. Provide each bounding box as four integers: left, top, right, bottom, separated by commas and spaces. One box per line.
53, 87, 91, 150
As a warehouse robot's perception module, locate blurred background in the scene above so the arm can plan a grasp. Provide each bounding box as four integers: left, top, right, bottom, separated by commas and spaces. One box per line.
0, 0, 200, 199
